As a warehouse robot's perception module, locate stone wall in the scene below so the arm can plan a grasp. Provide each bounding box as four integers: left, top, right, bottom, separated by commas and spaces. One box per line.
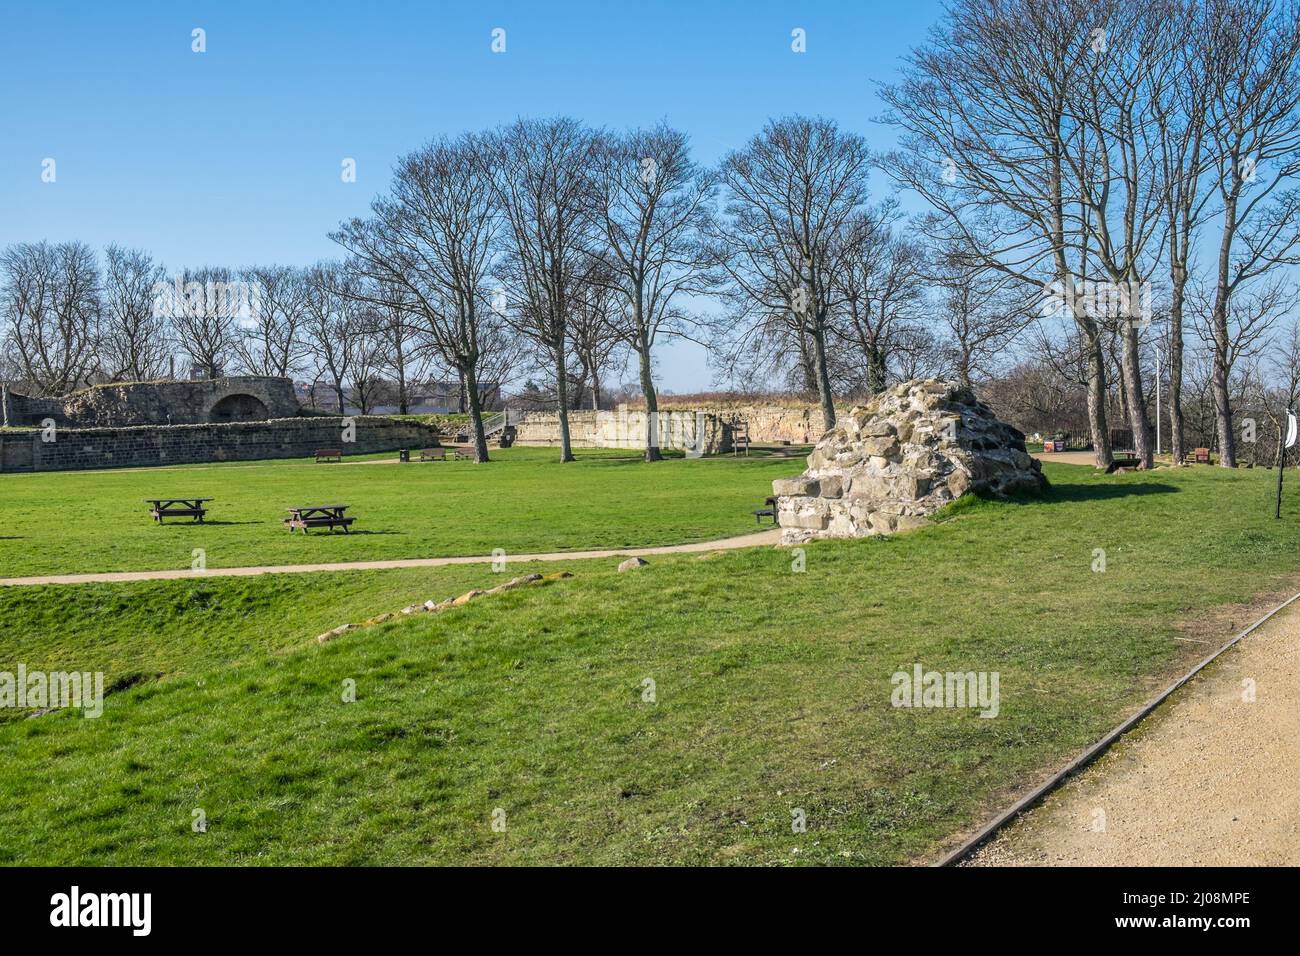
1, 376, 300, 427
515, 407, 729, 453
0, 416, 440, 473
625, 401, 846, 445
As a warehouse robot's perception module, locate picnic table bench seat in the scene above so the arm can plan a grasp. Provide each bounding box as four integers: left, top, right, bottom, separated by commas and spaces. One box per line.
752, 495, 779, 525
145, 497, 212, 524
284, 504, 354, 534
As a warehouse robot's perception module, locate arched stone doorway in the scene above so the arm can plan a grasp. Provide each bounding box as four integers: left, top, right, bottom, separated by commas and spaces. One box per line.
209, 393, 271, 422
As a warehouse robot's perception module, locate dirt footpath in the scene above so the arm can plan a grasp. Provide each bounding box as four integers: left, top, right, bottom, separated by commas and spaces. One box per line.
967, 599, 1300, 866
0, 529, 782, 587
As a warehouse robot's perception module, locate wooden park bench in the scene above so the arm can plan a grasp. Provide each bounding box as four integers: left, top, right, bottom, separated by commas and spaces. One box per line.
145, 497, 212, 524
419, 447, 446, 462
283, 504, 354, 534
1183, 447, 1211, 465
314, 449, 342, 463
1106, 453, 1141, 473
752, 495, 778, 525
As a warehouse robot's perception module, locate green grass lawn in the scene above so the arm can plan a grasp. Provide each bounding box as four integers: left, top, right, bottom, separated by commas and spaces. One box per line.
2, 460, 1299, 864
0, 446, 798, 576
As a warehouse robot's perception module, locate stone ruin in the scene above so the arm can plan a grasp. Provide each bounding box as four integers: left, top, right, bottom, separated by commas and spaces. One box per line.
773, 379, 1048, 544
0, 375, 300, 428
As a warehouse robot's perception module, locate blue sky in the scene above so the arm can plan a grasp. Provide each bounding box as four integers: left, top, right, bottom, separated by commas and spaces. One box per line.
0, 1, 944, 390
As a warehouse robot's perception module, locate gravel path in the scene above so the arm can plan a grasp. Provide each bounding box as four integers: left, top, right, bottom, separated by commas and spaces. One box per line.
1034, 450, 1100, 466
967, 597, 1300, 866
0, 528, 782, 587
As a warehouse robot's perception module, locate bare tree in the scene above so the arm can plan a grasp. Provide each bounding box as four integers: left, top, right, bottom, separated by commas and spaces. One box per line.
236, 265, 309, 378
1191, 278, 1286, 410
928, 245, 1035, 387
710, 303, 816, 396
0, 241, 101, 394
346, 313, 386, 415
165, 265, 245, 378
367, 282, 431, 416
593, 123, 717, 459
829, 206, 927, 394
1068, 0, 1172, 468
302, 262, 360, 414
488, 117, 598, 463
714, 116, 872, 432
1200, 0, 1300, 466
1153, 7, 1215, 466
883, 0, 1116, 467
333, 132, 504, 462
565, 264, 623, 410
473, 307, 528, 408
98, 244, 170, 382
892, 324, 953, 383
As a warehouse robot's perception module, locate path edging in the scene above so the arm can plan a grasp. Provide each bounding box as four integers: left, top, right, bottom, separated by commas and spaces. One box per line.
935, 590, 1300, 867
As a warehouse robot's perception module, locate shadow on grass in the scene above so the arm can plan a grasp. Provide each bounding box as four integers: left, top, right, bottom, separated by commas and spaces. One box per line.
1043, 481, 1181, 504
292, 529, 404, 537
164, 520, 261, 527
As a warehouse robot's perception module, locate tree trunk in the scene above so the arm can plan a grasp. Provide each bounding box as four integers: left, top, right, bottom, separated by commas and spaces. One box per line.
333, 377, 346, 415
797, 333, 818, 394
1084, 327, 1113, 469
1211, 194, 1238, 468
1211, 351, 1235, 467
1120, 321, 1153, 468
957, 350, 972, 389
866, 345, 887, 394
463, 361, 490, 464
554, 347, 574, 463
1114, 346, 1131, 429
1168, 277, 1185, 465
634, 337, 663, 463
809, 321, 837, 433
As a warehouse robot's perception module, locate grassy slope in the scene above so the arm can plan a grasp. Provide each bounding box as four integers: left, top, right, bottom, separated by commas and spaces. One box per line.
0, 446, 797, 576
2, 462, 1298, 865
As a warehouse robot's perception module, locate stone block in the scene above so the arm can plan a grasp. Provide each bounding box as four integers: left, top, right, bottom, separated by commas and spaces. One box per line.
773, 476, 820, 497
818, 475, 844, 498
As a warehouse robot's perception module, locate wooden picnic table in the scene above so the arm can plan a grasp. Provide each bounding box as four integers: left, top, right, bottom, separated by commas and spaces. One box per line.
145, 497, 212, 524
283, 504, 354, 534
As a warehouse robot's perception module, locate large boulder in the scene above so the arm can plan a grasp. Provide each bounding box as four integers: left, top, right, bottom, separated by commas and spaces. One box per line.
774, 379, 1047, 544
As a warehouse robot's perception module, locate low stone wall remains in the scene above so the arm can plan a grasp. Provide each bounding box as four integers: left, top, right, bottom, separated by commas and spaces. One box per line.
515, 407, 728, 452
0, 416, 440, 473
613, 401, 850, 445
